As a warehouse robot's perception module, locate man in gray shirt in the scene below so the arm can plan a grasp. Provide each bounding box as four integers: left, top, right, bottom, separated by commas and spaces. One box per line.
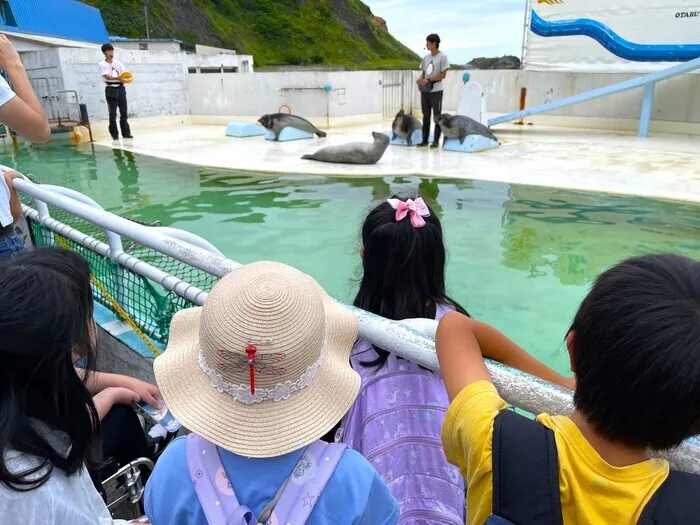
416, 34, 449, 148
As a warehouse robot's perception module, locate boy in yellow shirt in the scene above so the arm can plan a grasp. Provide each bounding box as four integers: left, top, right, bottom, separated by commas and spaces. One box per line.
436, 253, 700, 524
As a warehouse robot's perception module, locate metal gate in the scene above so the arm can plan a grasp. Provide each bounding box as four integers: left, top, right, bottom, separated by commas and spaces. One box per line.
29, 77, 81, 125
381, 70, 415, 119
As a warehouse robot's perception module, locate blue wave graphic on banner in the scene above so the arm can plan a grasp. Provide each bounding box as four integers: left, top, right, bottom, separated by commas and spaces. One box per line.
530, 11, 700, 62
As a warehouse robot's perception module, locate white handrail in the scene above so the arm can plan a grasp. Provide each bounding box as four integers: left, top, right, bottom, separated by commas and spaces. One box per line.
152, 227, 223, 256
15, 179, 700, 475
14, 178, 240, 277
22, 204, 208, 307
40, 184, 125, 257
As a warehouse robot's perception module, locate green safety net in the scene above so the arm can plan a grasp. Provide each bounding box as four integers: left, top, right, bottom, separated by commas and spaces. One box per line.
20, 187, 218, 345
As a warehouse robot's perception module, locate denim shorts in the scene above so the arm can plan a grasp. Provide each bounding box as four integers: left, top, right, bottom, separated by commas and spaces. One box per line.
0, 231, 26, 261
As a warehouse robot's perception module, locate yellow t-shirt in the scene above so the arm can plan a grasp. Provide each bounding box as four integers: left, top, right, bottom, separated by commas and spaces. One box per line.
441, 381, 669, 525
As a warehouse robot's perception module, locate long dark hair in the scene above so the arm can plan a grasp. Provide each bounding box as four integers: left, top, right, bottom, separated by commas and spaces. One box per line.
0, 247, 101, 491
354, 193, 469, 367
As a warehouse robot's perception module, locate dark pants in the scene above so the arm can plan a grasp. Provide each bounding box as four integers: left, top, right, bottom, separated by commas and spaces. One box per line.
88, 404, 152, 492
106, 85, 131, 140
421, 90, 443, 145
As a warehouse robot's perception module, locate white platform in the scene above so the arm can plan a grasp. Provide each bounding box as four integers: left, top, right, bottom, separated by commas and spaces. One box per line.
98, 117, 700, 204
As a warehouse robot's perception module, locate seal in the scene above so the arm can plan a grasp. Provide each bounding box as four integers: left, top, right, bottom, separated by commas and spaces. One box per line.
435, 113, 499, 145
391, 109, 422, 146
301, 132, 390, 164
257, 113, 327, 141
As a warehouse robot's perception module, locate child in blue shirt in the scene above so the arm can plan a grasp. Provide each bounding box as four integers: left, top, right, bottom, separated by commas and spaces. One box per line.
145, 260, 399, 525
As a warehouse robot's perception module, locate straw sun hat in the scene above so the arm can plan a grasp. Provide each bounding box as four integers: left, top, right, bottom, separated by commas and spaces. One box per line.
153, 261, 360, 458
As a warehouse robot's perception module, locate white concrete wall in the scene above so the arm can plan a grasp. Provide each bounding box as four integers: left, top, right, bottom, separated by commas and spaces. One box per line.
195, 44, 237, 56
184, 53, 254, 73
187, 68, 700, 126
57, 48, 190, 122
21, 49, 64, 82
421, 70, 700, 124
187, 71, 382, 118
113, 42, 182, 53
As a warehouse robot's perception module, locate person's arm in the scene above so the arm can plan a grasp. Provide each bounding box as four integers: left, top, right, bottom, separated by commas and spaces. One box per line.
99, 61, 120, 83
436, 312, 573, 401
0, 35, 50, 142
430, 71, 447, 82
77, 368, 162, 408
417, 58, 427, 84
3, 170, 22, 223
429, 55, 449, 82
92, 386, 140, 420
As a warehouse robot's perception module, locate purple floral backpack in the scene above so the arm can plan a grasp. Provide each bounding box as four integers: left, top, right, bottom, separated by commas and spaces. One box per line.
338, 304, 465, 524
185, 433, 347, 524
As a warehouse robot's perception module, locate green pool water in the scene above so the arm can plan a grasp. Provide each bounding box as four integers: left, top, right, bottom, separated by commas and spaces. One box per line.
9, 142, 700, 374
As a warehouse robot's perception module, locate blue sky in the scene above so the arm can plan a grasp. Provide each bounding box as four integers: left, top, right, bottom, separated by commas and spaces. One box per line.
364, 0, 528, 64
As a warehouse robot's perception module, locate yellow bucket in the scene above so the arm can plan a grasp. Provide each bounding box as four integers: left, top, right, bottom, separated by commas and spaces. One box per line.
120, 71, 134, 84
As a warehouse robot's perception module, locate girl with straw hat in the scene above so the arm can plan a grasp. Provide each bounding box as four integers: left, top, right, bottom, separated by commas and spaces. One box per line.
145, 261, 400, 525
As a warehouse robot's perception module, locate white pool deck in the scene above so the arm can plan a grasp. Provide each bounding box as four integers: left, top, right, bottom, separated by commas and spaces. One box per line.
97, 116, 700, 204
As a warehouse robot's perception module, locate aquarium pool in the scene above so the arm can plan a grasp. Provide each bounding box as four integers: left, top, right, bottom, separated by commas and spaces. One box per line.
9, 141, 700, 374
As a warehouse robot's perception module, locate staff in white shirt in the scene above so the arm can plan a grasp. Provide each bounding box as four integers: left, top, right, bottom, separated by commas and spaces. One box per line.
99, 43, 132, 141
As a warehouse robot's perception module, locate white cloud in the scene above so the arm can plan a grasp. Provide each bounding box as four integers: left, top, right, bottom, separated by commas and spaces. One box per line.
365, 0, 528, 63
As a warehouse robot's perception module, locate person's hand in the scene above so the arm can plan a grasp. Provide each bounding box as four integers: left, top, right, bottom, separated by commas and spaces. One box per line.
120, 376, 162, 408
2, 169, 24, 181
0, 35, 23, 71
104, 386, 140, 406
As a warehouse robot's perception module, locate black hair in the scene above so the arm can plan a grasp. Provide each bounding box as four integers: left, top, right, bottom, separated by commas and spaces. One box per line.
354, 192, 469, 367
426, 34, 441, 48
101, 43, 114, 53
0, 247, 101, 492
570, 253, 700, 450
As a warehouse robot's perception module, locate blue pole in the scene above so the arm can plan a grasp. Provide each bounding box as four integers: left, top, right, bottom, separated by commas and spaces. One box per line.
638, 82, 655, 138
488, 56, 700, 128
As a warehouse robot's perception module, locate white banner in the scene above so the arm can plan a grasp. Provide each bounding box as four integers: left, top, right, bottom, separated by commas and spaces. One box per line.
524, 0, 700, 72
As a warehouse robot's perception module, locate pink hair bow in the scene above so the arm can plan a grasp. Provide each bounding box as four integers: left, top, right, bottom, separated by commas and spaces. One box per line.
387, 197, 431, 228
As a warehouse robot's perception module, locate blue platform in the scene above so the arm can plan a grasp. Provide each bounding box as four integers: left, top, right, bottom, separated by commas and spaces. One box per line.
225, 122, 266, 138
389, 129, 428, 146
443, 135, 500, 153
264, 127, 314, 141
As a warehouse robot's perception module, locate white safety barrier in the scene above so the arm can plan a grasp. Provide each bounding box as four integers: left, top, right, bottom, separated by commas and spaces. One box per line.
14, 178, 700, 475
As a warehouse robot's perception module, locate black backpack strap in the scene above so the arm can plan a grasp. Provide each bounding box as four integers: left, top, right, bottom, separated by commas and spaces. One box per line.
638, 469, 700, 524
492, 409, 564, 525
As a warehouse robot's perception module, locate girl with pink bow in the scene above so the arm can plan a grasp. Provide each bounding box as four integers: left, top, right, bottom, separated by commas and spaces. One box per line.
332, 192, 471, 524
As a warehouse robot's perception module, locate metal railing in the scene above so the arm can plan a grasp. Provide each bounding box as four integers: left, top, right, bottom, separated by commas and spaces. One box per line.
28, 77, 93, 140
488, 55, 700, 137
12, 177, 700, 476
381, 70, 415, 119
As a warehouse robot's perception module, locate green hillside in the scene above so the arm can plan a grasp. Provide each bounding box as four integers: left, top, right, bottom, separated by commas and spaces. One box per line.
82, 0, 419, 68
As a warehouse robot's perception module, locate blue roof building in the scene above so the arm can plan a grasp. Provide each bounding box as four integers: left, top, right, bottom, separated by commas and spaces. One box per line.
0, 0, 109, 44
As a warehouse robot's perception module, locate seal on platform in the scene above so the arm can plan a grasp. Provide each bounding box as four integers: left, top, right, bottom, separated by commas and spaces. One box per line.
301, 132, 390, 164
391, 110, 422, 146
435, 113, 499, 145
257, 113, 327, 141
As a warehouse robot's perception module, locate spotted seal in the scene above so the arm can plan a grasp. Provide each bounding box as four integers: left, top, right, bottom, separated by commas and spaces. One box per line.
435, 113, 499, 145
301, 132, 390, 164
390, 109, 422, 146
257, 113, 327, 141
